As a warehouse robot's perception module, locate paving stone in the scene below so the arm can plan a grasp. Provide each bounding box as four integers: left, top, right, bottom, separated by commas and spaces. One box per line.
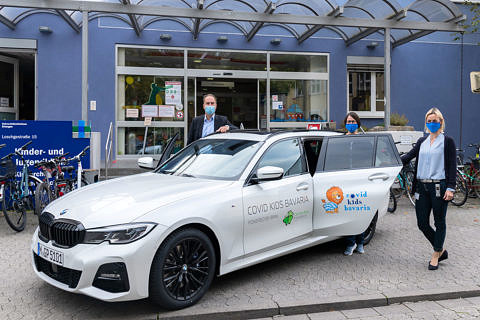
373, 304, 412, 316
403, 301, 443, 312
435, 298, 474, 309
308, 311, 347, 319
465, 296, 480, 306
341, 308, 379, 318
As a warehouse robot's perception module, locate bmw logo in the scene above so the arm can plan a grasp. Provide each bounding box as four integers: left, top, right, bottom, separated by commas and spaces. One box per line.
60, 209, 68, 216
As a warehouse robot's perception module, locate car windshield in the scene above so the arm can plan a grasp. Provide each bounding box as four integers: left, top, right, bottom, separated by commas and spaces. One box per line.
156, 139, 263, 180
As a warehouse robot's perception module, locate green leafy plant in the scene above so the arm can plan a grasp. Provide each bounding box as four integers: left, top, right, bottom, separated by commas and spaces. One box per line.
454, 1, 480, 44
390, 113, 409, 126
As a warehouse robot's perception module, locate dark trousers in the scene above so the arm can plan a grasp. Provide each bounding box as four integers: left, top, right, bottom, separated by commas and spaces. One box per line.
346, 233, 364, 247
415, 180, 448, 252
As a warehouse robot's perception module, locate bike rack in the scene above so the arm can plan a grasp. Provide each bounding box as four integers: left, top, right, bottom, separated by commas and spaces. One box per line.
105, 122, 113, 180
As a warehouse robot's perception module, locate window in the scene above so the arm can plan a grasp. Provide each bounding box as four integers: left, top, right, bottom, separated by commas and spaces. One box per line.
348, 67, 384, 117
375, 136, 400, 167
270, 79, 327, 123
324, 137, 375, 171
257, 139, 306, 177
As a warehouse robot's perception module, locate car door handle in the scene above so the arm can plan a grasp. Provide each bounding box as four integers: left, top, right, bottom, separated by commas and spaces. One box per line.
296, 184, 309, 191
368, 173, 389, 181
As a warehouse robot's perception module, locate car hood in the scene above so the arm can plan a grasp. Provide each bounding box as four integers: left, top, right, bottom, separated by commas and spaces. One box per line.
44, 173, 233, 229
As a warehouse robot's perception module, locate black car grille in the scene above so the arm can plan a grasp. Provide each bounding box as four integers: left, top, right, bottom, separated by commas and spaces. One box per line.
39, 212, 85, 248
33, 253, 82, 288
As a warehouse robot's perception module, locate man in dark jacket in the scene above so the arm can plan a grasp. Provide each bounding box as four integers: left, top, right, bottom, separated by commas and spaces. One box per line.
187, 94, 237, 145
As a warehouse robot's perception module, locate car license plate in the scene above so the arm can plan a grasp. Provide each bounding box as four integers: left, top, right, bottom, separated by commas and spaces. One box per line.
37, 242, 64, 266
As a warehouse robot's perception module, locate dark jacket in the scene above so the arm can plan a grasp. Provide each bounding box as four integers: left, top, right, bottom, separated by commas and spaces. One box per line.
401, 134, 456, 192
187, 114, 237, 145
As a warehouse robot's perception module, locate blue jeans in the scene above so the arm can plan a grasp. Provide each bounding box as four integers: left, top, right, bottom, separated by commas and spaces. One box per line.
415, 180, 448, 252
346, 233, 364, 247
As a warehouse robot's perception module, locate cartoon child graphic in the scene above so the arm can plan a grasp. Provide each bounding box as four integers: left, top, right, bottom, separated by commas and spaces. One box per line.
322, 186, 344, 213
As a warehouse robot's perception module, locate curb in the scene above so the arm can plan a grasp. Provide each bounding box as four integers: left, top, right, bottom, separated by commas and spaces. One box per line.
155, 287, 480, 320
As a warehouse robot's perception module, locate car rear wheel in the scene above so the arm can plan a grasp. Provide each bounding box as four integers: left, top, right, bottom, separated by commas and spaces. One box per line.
363, 213, 378, 245
149, 228, 216, 310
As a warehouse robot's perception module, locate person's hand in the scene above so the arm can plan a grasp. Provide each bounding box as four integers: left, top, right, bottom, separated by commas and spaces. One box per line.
443, 190, 454, 201
216, 125, 230, 133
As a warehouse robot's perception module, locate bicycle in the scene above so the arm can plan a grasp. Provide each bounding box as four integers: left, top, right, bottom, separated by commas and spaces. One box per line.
451, 148, 469, 206
458, 144, 480, 199
33, 153, 70, 215
0, 141, 42, 231
61, 146, 90, 192
387, 188, 397, 213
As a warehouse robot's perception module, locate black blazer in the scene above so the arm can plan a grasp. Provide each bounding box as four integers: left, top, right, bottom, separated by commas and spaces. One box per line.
187, 114, 237, 145
401, 134, 456, 192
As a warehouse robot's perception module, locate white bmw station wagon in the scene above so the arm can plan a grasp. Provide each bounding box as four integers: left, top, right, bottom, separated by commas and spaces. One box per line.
32, 130, 402, 310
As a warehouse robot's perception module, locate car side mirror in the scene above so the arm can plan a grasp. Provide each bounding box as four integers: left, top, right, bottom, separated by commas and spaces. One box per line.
137, 156, 155, 169
254, 166, 284, 182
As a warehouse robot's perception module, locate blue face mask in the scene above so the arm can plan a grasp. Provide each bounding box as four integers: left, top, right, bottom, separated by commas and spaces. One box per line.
345, 123, 358, 133
426, 122, 441, 133
205, 106, 215, 115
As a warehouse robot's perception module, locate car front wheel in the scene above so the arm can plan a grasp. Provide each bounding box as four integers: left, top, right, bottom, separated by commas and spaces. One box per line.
149, 228, 216, 310
363, 212, 378, 245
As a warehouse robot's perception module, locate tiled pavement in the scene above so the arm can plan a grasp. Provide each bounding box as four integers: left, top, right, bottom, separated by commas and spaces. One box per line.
0, 197, 479, 320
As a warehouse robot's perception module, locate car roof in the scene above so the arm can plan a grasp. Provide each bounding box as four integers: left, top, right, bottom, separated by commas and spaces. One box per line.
202, 129, 343, 142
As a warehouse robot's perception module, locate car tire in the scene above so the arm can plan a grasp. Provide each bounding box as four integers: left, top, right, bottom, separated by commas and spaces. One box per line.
149, 228, 216, 310
363, 212, 378, 245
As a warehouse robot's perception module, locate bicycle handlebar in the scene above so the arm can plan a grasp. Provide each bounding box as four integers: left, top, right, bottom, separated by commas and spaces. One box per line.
0, 143, 5, 149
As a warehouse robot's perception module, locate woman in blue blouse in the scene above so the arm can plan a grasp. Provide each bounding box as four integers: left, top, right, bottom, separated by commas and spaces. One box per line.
401, 108, 456, 270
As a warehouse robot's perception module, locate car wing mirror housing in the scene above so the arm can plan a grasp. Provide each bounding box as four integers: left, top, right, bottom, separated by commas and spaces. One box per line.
137, 157, 155, 169
256, 166, 284, 182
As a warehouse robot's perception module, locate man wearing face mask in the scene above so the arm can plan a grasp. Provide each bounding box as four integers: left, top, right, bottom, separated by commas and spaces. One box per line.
187, 94, 238, 145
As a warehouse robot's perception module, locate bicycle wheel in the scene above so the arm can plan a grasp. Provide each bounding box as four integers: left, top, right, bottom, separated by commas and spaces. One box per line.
451, 173, 468, 206
2, 180, 27, 232
34, 182, 52, 215
404, 170, 415, 207
471, 170, 480, 198
387, 189, 397, 213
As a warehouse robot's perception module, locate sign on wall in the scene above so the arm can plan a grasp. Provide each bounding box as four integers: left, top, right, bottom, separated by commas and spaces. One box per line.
0, 121, 90, 179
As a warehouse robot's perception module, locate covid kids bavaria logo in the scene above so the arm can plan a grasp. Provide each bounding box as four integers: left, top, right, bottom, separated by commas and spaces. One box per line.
321, 186, 344, 213
321, 186, 371, 213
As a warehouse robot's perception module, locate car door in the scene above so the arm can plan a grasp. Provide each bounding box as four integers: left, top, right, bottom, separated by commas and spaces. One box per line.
155, 132, 180, 169
243, 138, 313, 255
312, 134, 401, 235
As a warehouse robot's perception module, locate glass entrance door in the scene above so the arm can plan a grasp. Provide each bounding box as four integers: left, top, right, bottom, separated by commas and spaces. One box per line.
192, 77, 259, 130
0, 55, 19, 120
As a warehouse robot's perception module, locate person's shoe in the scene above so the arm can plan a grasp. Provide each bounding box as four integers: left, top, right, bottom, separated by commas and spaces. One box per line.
356, 243, 365, 254
438, 250, 448, 262
344, 244, 357, 256
428, 262, 439, 270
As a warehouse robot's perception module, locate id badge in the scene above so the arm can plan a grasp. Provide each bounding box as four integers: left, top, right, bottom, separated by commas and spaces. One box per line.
435, 183, 441, 197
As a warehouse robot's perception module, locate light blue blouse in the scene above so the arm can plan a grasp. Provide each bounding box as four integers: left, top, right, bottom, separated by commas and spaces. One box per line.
417, 133, 445, 180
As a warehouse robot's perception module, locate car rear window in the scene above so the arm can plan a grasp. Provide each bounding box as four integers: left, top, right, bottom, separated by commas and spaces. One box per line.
324, 136, 375, 170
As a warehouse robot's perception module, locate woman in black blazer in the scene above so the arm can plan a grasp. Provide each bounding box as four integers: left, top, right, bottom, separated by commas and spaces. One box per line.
401, 107, 456, 270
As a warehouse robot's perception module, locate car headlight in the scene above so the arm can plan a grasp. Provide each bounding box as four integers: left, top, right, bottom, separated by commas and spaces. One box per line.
83, 223, 157, 244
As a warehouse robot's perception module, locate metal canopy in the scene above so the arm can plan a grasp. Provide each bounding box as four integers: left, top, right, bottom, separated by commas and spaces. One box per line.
0, 0, 465, 46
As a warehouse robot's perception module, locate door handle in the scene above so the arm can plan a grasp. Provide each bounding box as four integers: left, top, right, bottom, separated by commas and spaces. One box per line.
368, 173, 389, 181
296, 184, 309, 191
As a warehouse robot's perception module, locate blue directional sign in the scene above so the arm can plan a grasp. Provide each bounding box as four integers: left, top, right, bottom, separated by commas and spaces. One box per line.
0, 121, 90, 179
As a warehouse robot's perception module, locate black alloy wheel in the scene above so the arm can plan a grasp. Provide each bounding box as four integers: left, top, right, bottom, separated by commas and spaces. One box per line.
149, 228, 216, 310
362, 212, 378, 245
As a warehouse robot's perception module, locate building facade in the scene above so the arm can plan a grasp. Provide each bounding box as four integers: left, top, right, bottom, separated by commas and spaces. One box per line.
0, 0, 479, 161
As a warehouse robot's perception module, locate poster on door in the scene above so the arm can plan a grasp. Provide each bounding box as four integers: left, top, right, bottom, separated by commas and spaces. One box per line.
165, 81, 182, 105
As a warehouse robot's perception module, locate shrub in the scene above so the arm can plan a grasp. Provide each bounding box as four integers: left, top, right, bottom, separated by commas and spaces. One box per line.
390, 113, 409, 126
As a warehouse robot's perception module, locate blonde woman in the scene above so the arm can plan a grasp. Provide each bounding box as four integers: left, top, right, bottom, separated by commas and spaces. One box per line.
401, 108, 456, 270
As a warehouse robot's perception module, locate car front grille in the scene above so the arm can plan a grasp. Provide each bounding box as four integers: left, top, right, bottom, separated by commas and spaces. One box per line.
39, 212, 85, 248
33, 253, 82, 289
